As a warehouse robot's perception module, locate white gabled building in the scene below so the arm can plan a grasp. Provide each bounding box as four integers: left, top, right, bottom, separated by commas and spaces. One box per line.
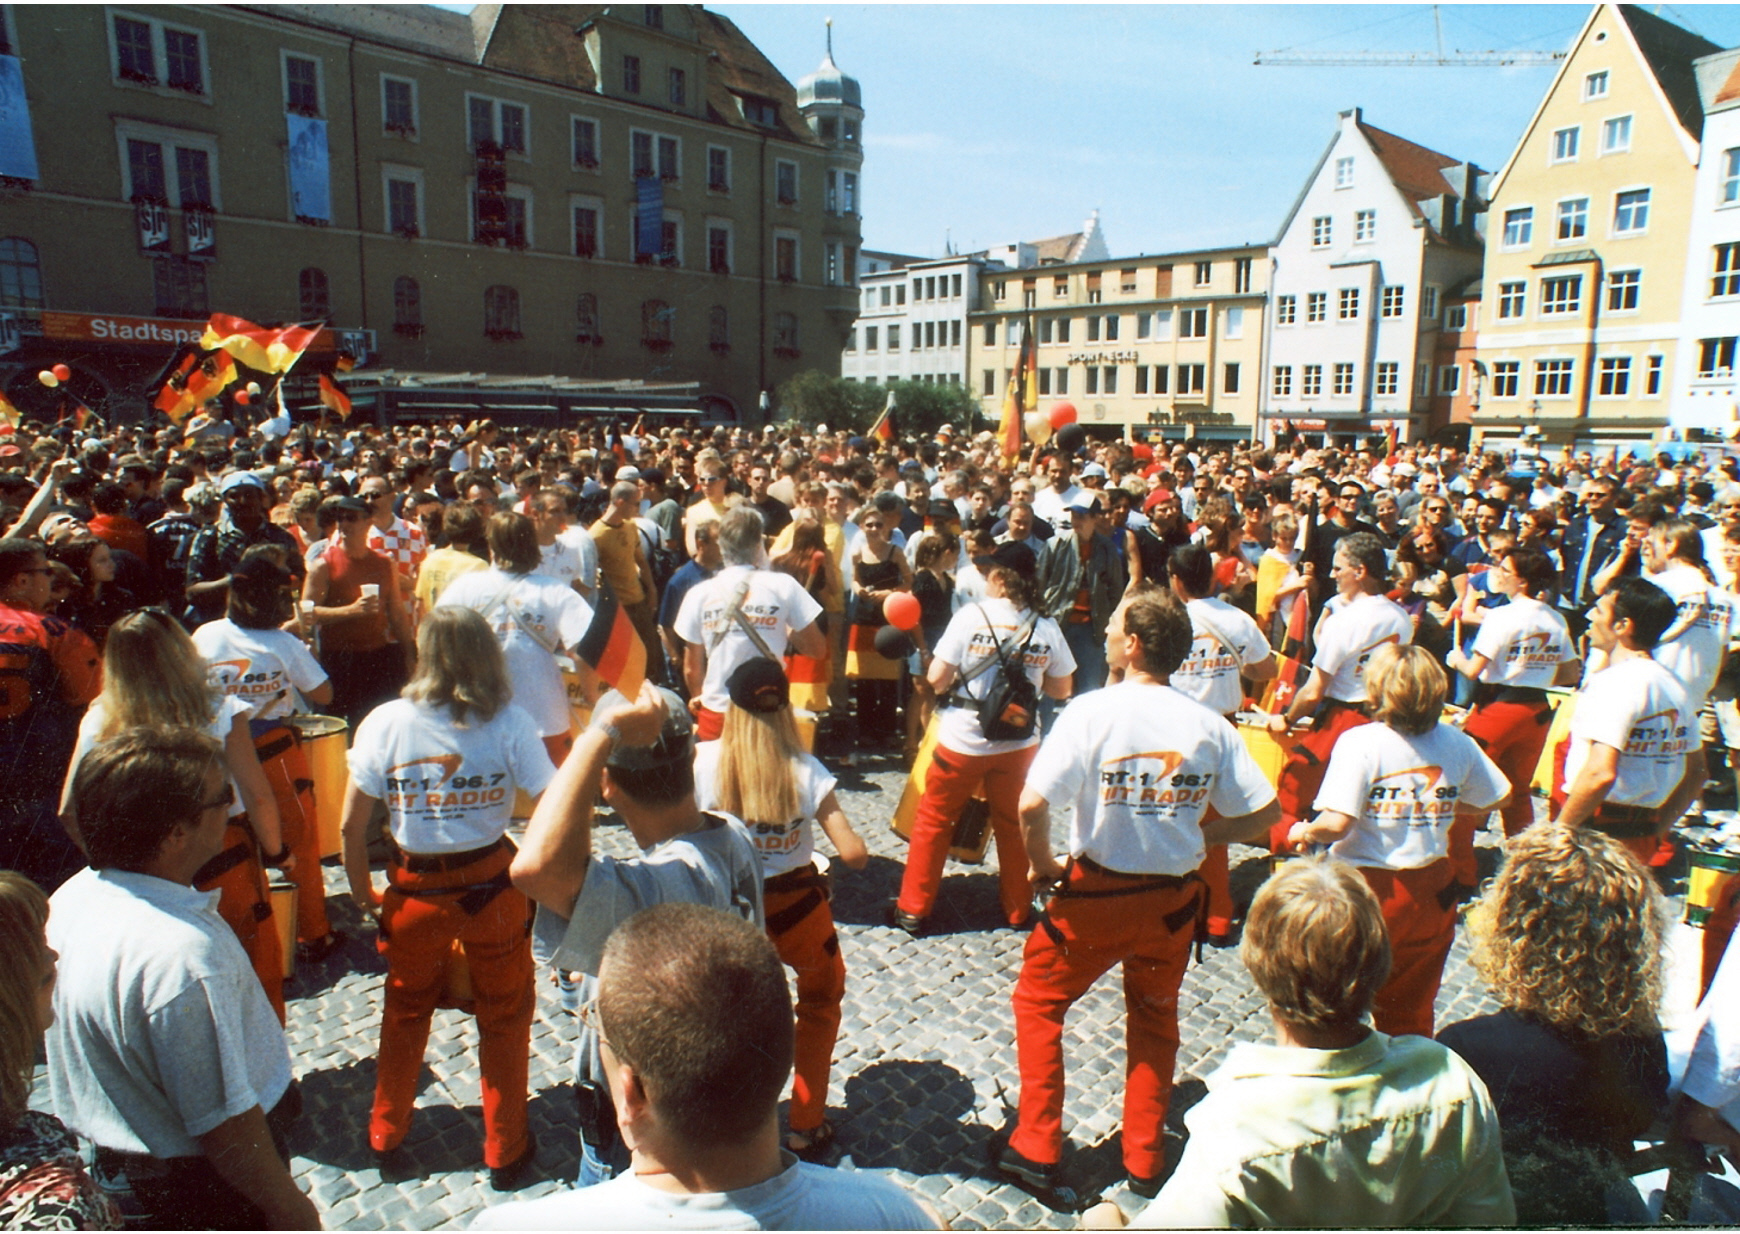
1263, 108, 1487, 447
1674, 47, 1740, 433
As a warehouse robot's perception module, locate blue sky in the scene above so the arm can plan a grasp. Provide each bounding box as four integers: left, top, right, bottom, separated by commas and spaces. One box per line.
706, 4, 1740, 259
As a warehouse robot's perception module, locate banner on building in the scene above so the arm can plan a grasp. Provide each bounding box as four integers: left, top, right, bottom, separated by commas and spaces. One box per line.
185, 208, 215, 258
134, 199, 171, 252
286, 114, 331, 222
0, 56, 37, 181
636, 176, 663, 258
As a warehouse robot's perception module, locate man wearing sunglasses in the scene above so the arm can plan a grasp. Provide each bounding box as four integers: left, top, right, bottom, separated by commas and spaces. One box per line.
184, 472, 302, 626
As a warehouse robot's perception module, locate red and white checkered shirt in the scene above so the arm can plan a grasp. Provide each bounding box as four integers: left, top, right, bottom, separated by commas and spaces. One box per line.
367, 515, 427, 586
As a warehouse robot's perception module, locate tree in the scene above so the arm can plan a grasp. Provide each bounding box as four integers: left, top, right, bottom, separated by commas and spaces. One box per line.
774, 372, 981, 441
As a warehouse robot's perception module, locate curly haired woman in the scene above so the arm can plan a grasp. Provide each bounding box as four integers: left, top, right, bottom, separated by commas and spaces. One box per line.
1439, 824, 1670, 1226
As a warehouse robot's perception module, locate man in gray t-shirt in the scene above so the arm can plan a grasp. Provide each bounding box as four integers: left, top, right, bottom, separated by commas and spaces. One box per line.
511, 684, 762, 1187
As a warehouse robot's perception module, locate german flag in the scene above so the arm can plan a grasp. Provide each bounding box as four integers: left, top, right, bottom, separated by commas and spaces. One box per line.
576, 583, 647, 697
334, 351, 357, 374
0, 391, 18, 435
200, 314, 322, 374
867, 391, 897, 444
318, 372, 352, 420
998, 318, 1036, 464
156, 351, 236, 425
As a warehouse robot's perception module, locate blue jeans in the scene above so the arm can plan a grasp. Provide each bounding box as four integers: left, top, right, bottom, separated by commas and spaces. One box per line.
576, 1133, 629, 1187
1041, 620, 1107, 733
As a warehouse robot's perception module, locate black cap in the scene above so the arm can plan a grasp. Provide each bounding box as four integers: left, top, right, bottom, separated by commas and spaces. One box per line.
988, 541, 1037, 579
592, 686, 695, 770
725, 658, 789, 713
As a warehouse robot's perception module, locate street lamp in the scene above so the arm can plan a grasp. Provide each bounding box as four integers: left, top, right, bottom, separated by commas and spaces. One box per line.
1529, 398, 1541, 422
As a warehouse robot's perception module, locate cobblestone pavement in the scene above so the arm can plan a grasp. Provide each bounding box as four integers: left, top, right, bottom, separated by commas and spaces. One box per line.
108, 753, 1711, 1229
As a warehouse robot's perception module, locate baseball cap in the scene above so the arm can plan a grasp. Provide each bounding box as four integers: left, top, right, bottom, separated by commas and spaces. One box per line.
219, 471, 266, 495
1066, 493, 1103, 514
1143, 488, 1176, 513
927, 499, 960, 521
987, 541, 1037, 578
328, 495, 370, 516
592, 685, 695, 771
1081, 463, 1108, 479
616, 466, 641, 482
726, 658, 789, 714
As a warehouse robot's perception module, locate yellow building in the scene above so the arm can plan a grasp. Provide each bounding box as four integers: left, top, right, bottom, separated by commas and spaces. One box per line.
968, 247, 1269, 444
1475, 4, 1721, 448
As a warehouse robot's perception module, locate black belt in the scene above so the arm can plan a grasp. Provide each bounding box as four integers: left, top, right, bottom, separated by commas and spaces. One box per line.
1473, 683, 1550, 707
763, 863, 832, 937
388, 835, 506, 874
1591, 803, 1659, 838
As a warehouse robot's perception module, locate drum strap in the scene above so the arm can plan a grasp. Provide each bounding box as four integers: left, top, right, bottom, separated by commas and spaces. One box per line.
193, 843, 252, 886
1036, 859, 1207, 961
765, 888, 826, 937
390, 868, 514, 916
254, 732, 296, 763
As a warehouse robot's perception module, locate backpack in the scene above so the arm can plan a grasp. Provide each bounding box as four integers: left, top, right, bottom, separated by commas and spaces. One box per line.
972, 606, 1042, 742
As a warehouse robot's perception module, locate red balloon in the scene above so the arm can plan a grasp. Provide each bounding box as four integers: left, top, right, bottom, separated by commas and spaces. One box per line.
235, 390, 252, 406
50, 364, 71, 383
883, 591, 922, 632
1048, 402, 1078, 430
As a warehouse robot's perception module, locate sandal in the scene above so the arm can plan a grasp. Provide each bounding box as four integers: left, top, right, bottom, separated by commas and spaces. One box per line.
785, 1119, 836, 1163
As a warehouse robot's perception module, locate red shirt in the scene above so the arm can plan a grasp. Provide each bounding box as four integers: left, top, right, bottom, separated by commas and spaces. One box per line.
319, 544, 398, 653
0, 601, 101, 792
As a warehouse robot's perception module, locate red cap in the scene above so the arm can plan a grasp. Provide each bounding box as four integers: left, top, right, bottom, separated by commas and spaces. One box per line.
1143, 487, 1174, 512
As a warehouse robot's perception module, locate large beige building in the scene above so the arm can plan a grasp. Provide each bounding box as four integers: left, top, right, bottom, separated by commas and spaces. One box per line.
1474, 4, 1720, 447
968, 247, 1270, 444
0, 4, 861, 423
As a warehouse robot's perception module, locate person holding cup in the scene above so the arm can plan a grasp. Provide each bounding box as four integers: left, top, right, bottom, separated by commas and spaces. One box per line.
302, 494, 415, 727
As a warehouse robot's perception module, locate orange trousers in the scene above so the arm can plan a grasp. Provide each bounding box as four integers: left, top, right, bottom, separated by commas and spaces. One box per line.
1199, 843, 1232, 937
194, 819, 286, 1023
1358, 860, 1456, 1039
1452, 698, 1555, 886
694, 704, 724, 743
372, 842, 534, 1168
897, 741, 1035, 926
1272, 703, 1370, 849
764, 875, 846, 1133
252, 725, 332, 945
1010, 863, 1203, 1179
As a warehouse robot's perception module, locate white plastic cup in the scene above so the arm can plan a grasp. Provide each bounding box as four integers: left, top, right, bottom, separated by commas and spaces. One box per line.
360, 584, 380, 599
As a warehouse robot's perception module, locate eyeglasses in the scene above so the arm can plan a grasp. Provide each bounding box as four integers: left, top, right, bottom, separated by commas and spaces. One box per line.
702, 475, 725, 484
198, 784, 235, 814
578, 997, 630, 1065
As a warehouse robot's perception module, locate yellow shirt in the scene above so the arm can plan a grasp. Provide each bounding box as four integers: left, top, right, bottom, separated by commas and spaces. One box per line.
590, 517, 645, 604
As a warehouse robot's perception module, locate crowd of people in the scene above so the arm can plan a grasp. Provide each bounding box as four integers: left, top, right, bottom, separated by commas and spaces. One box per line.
0, 401, 1737, 1228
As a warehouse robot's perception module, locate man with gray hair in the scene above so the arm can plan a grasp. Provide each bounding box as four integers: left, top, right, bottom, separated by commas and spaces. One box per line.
672, 505, 826, 741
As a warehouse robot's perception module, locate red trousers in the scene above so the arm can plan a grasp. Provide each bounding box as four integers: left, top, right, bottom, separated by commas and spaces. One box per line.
194, 820, 285, 1023
695, 704, 724, 743
372, 843, 534, 1168
1199, 843, 1232, 937
765, 876, 846, 1132
1358, 860, 1456, 1039
1010, 863, 1203, 1179
1453, 698, 1554, 885
897, 741, 1035, 926
1272, 704, 1370, 849
253, 725, 332, 945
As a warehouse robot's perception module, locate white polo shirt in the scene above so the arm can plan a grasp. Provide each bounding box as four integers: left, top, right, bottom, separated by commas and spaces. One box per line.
1313, 592, 1414, 703
673, 565, 823, 713
1562, 657, 1698, 810
1173, 597, 1271, 716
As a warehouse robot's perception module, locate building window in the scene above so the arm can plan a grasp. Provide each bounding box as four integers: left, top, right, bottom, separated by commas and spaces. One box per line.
1551, 126, 1579, 163
1375, 361, 1399, 396
1534, 358, 1574, 397
644, 5, 664, 28
669, 68, 686, 107
1612, 188, 1649, 235
952, 274, 962, 297
298, 267, 329, 320
484, 285, 521, 339
1598, 355, 1631, 395
1133, 366, 1145, 395
1277, 295, 1296, 325
1104, 315, 1120, 341
1647, 355, 1664, 394
1332, 362, 1354, 396
1147, 366, 1164, 395
1120, 268, 1138, 294
573, 202, 601, 257
1085, 367, 1098, 396
774, 312, 799, 355
572, 118, 599, 168
775, 161, 797, 205
119, 125, 219, 209
1540, 275, 1582, 316
774, 234, 797, 281
708, 225, 730, 274
1054, 368, 1069, 395
1503, 207, 1533, 248
1585, 70, 1608, 99
1179, 364, 1205, 395
1724, 149, 1740, 206
1301, 364, 1322, 397
392, 276, 422, 336
1717, 244, 1740, 298
1421, 286, 1439, 319
1135, 312, 1151, 340
0, 238, 43, 316
1439, 365, 1460, 395
863, 326, 877, 352
385, 174, 421, 237
1338, 287, 1360, 320
1193, 261, 1211, 287
706, 146, 729, 192
981, 369, 995, 396
1311, 216, 1331, 247
1700, 337, 1738, 379
469, 96, 528, 155
641, 299, 673, 348
1605, 268, 1640, 311
886, 324, 899, 351
950, 320, 960, 346
1306, 292, 1326, 323
1334, 156, 1354, 188
1446, 304, 1467, 331
1104, 366, 1119, 394
1375, 286, 1402, 319
152, 257, 207, 318
1354, 210, 1375, 242
1223, 362, 1240, 395
1180, 307, 1207, 338
1052, 275, 1068, 298
284, 53, 321, 117
383, 76, 418, 136
1492, 360, 1520, 398
1235, 257, 1253, 294
1556, 197, 1589, 241
1273, 365, 1292, 397
632, 208, 677, 264
1225, 306, 1243, 339
1497, 281, 1526, 319
112, 12, 206, 95
623, 55, 641, 94
1056, 317, 1070, 344
1601, 114, 1632, 154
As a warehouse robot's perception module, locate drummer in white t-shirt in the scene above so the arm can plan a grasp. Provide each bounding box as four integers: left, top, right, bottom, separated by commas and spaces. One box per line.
1641, 519, 1735, 711
892, 551, 1075, 935
1166, 544, 1276, 944
1445, 547, 1579, 889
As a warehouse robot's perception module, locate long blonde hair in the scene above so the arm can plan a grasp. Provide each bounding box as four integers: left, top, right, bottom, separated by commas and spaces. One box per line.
0, 872, 49, 1129
712, 702, 804, 828
403, 607, 511, 724
97, 609, 217, 740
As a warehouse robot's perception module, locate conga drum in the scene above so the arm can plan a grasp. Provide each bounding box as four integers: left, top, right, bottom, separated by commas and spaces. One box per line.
1687, 840, 1740, 998
1530, 689, 1575, 797
890, 713, 993, 864
286, 715, 349, 858
1235, 712, 1290, 787
269, 879, 298, 980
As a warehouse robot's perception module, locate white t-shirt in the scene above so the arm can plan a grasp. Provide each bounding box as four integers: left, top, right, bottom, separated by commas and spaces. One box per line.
1646, 563, 1736, 706
1025, 682, 1275, 876
73, 696, 251, 819
1469, 596, 1574, 688
1173, 597, 1271, 716
1313, 592, 1414, 703
931, 599, 1075, 757
557, 525, 600, 593
1032, 483, 1084, 535
673, 566, 824, 713
192, 619, 330, 722
1313, 723, 1509, 870
1562, 657, 1699, 810
537, 537, 582, 590
693, 743, 837, 878
437, 568, 593, 737
348, 698, 555, 854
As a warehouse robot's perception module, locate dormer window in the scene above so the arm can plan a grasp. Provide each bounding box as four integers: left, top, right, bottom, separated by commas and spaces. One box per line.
740, 95, 779, 127
644, 6, 664, 30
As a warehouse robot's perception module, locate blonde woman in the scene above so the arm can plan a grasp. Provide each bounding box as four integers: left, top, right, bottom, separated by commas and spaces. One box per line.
1284, 643, 1509, 1038
60, 608, 289, 1020
0, 872, 119, 1230
692, 658, 867, 1162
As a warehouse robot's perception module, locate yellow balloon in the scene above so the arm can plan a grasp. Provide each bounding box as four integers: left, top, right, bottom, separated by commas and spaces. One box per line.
1025, 410, 1052, 446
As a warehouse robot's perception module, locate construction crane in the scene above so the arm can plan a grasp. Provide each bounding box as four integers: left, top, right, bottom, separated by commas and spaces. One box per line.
1255, 6, 1565, 67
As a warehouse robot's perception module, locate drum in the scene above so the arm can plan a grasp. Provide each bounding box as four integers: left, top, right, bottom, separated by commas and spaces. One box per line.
286, 715, 349, 859
890, 713, 993, 864
1236, 714, 1290, 787
1687, 845, 1740, 928
794, 708, 818, 753
561, 658, 593, 737
1529, 689, 1575, 796
269, 879, 298, 980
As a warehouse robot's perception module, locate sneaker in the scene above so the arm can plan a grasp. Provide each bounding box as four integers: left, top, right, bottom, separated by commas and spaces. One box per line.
489, 1136, 537, 1191
887, 905, 926, 938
